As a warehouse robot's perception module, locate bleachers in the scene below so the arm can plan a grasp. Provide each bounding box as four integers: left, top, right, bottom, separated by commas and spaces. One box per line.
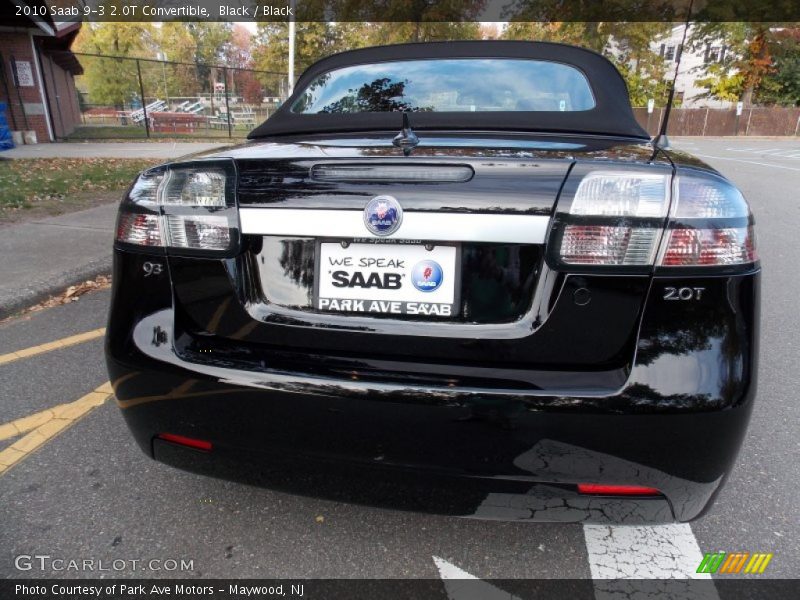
128, 100, 167, 124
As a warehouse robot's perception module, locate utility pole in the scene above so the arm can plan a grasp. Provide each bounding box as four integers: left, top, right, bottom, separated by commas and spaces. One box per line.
157, 52, 168, 108
288, 0, 296, 97
224, 67, 232, 139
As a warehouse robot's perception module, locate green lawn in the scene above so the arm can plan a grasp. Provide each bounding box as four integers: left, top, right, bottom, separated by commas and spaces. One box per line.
0, 158, 156, 223
65, 125, 249, 142
65, 125, 148, 139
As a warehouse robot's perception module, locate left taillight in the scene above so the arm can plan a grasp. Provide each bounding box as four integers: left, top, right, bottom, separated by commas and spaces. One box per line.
115, 159, 239, 257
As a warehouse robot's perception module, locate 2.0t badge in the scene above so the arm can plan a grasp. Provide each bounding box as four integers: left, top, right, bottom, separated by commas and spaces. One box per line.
364, 195, 403, 236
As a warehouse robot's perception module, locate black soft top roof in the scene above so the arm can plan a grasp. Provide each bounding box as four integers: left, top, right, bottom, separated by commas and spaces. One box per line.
248, 40, 649, 140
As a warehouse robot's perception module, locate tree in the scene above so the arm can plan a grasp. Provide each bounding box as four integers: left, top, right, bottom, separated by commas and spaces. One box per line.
332, 0, 486, 29
155, 23, 200, 99
252, 20, 483, 96
186, 23, 234, 93
226, 25, 258, 99
609, 23, 673, 106
226, 24, 253, 70
74, 22, 157, 57
754, 27, 800, 106
503, 22, 608, 52
238, 72, 265, 104
73, 23, 157, 106
252, 22, 341, 95
689, 23, 779, 106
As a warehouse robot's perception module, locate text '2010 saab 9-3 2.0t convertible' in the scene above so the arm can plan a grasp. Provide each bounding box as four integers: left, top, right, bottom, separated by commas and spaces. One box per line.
106, 41, 759, 524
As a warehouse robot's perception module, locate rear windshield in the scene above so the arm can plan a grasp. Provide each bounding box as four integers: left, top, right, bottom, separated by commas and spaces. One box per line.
291, 59, 596, 114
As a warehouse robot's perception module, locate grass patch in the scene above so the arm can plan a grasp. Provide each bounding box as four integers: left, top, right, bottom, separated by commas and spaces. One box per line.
65, 125, 247, 142
0, 158, 156, 223
65, 125, 147, 139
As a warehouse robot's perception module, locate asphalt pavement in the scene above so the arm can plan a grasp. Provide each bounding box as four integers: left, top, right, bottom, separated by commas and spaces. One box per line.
0, 138, 798, 587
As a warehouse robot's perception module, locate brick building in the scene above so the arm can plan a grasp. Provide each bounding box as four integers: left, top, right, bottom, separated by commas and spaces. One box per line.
0, 1, 83, 142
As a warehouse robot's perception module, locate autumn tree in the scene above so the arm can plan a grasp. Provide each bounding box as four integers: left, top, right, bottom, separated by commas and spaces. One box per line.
74, 23, 157, 106
252, 20, 483, 97
689, 23, 778, 106
252, 22, 340, 95
185, 23, 234, 93
217, 24, 255, 101
352, 22, 482, 45
756, 27, 800, 106
154, 23, 200, 100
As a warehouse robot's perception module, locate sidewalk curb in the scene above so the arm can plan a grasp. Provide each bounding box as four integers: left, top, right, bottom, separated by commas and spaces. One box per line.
0, 255, 111, 321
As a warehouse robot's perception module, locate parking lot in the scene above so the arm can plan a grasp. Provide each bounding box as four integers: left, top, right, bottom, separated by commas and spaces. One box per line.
1, 139, 798, 586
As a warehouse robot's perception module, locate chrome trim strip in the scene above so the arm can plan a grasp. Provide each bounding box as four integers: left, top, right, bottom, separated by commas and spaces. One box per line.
239, 208, 549, 244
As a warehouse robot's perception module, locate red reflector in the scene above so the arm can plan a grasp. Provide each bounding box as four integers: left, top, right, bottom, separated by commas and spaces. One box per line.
577, 484, 660, 496
157, 433, 212, 451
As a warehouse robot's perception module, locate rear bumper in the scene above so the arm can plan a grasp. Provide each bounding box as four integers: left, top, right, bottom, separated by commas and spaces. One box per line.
107, 304, 756, 524
106, 246, 759, 524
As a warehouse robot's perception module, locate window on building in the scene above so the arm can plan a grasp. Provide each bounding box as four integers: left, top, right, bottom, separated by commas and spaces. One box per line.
704, 45, 727, 64
664, 45, 676, 61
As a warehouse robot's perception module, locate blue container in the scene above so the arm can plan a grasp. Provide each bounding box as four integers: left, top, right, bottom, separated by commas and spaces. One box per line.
0, 101, 14, 150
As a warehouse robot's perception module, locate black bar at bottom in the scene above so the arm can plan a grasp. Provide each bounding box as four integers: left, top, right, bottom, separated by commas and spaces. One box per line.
1, 579, 797, 600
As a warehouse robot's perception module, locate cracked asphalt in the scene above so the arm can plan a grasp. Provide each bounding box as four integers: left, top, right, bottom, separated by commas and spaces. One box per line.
0, 139, 798, 583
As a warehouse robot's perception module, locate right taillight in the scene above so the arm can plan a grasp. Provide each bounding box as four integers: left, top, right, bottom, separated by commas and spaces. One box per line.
656, 173, 757, 267
552, 167, 757, 271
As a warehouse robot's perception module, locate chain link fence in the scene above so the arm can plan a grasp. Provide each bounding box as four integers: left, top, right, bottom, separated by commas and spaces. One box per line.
58, 52, 287, 140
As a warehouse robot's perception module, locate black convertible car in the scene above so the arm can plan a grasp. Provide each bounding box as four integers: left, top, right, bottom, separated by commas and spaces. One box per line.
106, 41, 759, 523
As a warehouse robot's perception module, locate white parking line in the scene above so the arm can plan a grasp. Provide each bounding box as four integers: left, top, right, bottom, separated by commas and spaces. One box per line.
584, 524, 711, 579
435, 523, 721, 600
690, 153, 800, 172
584, 524, 719, 599
433, 557, 521, 600
725, 147, 800, 159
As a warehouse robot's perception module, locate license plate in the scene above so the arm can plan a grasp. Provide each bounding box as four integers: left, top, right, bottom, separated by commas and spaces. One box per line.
315, 242, 459, 317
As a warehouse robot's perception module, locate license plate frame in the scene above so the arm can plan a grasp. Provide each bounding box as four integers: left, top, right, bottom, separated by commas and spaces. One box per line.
313, 239, 461, 318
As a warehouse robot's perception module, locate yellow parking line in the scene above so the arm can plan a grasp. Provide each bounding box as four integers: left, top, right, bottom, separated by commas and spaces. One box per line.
0, 382, 111, 475
0, 328, 106, 366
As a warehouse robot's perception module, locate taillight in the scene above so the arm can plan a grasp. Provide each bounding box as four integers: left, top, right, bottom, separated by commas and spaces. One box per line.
659, 227, 756, 266
116, 213, 163, 247
551, 166, 757, 271
551, 166, 671, 271
570, 171, 669, 218
115, 159, 239, 256
656, 173, 757, 267
560, 225, 660, 266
